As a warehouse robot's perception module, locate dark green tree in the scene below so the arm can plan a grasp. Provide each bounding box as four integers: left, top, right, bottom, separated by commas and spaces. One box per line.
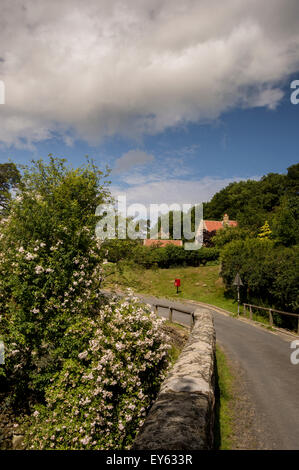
0, 162, 20, 214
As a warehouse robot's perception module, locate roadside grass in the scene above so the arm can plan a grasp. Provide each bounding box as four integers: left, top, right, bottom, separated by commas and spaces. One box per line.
162, 324, 237, 450
251, 312, 270, 326
214, 345, 235, 450
104, 264, 239, 315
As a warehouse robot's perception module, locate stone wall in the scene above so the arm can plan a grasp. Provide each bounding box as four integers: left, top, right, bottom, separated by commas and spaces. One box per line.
133, 307, 216, 450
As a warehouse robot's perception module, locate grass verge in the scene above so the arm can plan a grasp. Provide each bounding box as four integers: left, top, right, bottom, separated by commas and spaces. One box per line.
214, 344, 235, 450
104, 264, 239, 315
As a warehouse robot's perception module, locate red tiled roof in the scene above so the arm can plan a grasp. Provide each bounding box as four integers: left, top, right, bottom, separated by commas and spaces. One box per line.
143, 239, 183, 247
204, 220, 237, 232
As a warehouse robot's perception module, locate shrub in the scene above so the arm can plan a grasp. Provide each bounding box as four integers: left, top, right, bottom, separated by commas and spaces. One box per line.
220, 238, 299, 314
106, 241, 219, 268
19, 297, 170, 450
0, 157, 110, 400
0, 158, 172, 449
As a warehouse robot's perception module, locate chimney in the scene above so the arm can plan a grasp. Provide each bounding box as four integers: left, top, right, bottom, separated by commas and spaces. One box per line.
223, 213, 229, 226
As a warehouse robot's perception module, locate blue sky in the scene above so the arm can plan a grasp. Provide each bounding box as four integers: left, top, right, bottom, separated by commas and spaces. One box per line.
0, 1, 298, 208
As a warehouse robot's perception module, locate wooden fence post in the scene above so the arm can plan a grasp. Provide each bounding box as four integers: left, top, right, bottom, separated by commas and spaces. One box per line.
269, 309, 273, 327
154, 305, 158, 316
249, 305, 253, 320
169, 307, 173, 322
243, 304, 246, 316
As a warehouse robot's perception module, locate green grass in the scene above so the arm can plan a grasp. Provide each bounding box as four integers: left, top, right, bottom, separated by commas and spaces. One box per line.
168, 344, 181, 364
214, 345, 235, 450
104, 264, 239, 315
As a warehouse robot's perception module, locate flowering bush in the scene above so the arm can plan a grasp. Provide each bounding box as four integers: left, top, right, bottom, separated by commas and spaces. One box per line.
0, 157, 171, 449
0, 157, 111, 399
19, 297, 170, 450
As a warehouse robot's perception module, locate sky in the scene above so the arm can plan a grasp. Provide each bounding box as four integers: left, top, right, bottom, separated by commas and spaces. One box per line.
0, 0, 298, 211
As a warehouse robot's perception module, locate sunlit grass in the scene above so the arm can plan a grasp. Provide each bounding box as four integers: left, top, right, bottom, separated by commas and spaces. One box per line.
214, 345, 235, 450
104, 264, 239, 314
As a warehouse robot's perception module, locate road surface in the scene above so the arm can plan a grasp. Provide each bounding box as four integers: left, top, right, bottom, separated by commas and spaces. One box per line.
135, 293, 299, 450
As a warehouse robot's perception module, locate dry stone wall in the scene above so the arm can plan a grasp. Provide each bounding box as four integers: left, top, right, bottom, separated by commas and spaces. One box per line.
133, 308, 216, 450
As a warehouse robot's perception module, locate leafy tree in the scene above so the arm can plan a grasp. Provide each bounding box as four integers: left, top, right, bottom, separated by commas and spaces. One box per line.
220, 239, 299, 313
213, 226, 253, 248
286, 162, 299, 195
0, 157, 172, 450
271, 195, 299, 246
258, 221, 272, 239
202, 170, 289, 232
0, 162, 20, 215
0, 157, 111, 399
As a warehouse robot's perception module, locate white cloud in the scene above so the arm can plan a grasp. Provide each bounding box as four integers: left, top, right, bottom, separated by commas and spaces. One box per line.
110, 176, 242, 214
113, 149, 155, 173
0, 0, 299, 147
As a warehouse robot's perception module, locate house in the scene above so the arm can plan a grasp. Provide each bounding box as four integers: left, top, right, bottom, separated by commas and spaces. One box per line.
143, 228, 183, 247
202, 213, 237, 232
143, 239, 183, 247
193, 214, 237, 247
143, 214, 236, 248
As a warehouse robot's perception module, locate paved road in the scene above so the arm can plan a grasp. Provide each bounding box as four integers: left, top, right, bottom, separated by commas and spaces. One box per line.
136, 293, 299, 450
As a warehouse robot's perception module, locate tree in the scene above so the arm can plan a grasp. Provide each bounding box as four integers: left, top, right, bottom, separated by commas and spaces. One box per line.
202, 170, 288, 232
286, 163, 299, 195
0, 157, 111, 399
0, 157, 171, 449
0, 162, 20, 214
271, 195, 299, 246
213, 226, 253, 248
220, 238, 299, 313
258, 221, 272, 239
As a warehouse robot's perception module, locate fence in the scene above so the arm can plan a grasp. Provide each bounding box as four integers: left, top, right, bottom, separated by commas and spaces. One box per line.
243, 303, 299, 334
152, 303, 195, 328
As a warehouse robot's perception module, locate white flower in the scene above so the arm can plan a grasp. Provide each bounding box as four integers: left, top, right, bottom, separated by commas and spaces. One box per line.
35, 265, 44, 274
11, 349, 19, 356
80, 436, 91, 445
25, 253, 36, 260
78, 351, 88, 360
82, 372, 93, 381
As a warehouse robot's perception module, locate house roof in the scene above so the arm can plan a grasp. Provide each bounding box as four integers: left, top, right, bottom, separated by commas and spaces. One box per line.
204, 220, 237, 232
143, 239, 183, 247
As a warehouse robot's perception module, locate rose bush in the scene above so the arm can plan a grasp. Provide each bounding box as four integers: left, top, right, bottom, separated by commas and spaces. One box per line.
0, 158, 111, 401
19, 296, 170, 450
0, 157, 172, 449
